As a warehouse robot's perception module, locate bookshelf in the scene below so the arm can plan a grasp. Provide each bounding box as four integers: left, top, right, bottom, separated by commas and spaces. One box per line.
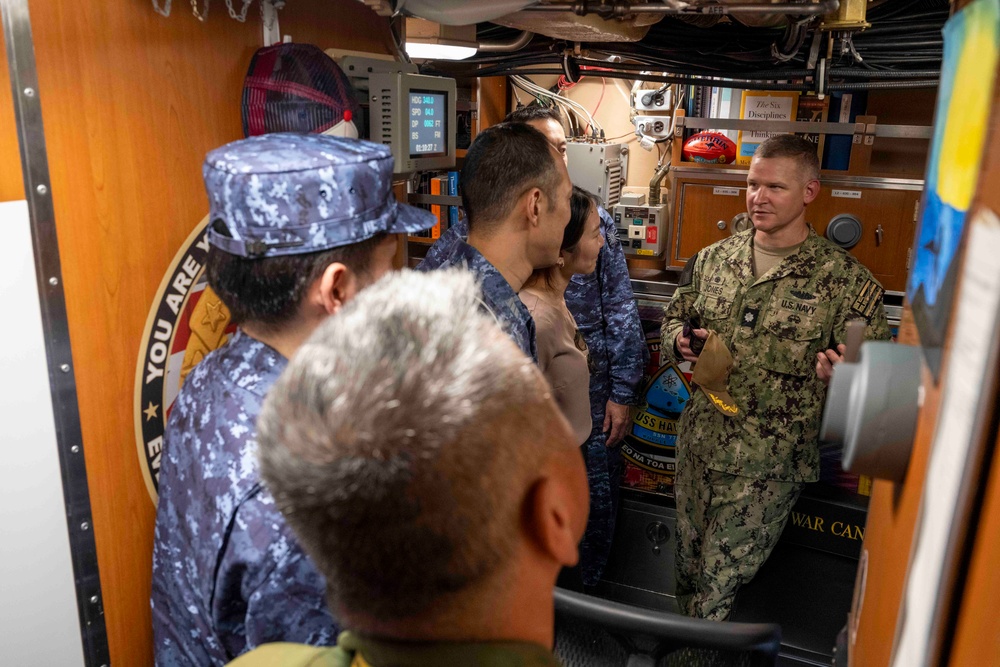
670, 110, 932, 178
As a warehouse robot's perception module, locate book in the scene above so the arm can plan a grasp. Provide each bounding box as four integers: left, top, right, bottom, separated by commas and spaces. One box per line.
713, 87, 739, 141
447, 170, 459, 229
796, 94, 831, 165
823, 91, 867, 170
709, 86, 721, 122
736, 91, 800, 166
430, 176, 445, 240
409, 172, 433, 239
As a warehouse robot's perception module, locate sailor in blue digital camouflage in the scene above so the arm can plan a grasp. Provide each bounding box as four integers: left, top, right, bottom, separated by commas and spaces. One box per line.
422, 107, 647, 585
420, 237, 539, 361
660, 135, 891, 620
417, 122, 574, 364
151, 133, 435, 666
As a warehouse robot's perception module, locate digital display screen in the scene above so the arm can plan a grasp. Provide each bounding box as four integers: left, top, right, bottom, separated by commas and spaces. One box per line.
408, 90, 447, 158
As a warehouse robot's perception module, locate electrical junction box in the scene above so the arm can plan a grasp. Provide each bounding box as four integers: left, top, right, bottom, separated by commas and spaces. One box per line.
633, 88, 673, 112
634, 115, 672, 138
613, 202, 668, 258
566, 141, 629, 209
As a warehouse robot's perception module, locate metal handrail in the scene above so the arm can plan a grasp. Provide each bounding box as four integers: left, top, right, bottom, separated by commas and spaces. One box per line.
676, 116, 932, 139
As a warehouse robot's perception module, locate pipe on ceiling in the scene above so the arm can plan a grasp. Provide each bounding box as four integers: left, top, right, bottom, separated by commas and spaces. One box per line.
523, 0, 841, 17
479, 30, 534, 52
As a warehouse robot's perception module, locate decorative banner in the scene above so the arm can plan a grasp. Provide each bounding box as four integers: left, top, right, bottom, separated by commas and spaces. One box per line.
134, 217, 236, 503
621, 298, 691, 498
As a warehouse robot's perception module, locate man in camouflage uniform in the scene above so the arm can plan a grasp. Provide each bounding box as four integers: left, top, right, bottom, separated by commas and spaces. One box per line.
660, 134, 891, 621
151, 134, 435, 665
417, 122, 573, 362
230, 269, 589, 666
422, 107, 648, 584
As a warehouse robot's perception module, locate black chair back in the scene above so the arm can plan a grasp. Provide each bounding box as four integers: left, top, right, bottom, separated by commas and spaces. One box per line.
553, 588, 782, 667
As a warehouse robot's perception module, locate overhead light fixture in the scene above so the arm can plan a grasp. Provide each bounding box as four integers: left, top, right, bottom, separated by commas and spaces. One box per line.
404, 17, 478, 61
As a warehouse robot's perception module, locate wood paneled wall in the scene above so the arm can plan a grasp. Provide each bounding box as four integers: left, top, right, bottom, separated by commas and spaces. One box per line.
949, 428, 1000, 665
22, 1, 392, 663
1, 30, 24, 202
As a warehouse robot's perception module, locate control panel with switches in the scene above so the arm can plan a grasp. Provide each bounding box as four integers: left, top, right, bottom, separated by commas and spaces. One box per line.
613, 202, 669, 257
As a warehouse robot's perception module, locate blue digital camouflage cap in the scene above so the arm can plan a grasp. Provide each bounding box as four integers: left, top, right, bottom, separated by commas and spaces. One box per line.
204, 133, 435, 258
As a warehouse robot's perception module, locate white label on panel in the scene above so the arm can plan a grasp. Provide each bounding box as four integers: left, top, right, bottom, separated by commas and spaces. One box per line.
713, 187, 740, 196
832, 189, 862, 199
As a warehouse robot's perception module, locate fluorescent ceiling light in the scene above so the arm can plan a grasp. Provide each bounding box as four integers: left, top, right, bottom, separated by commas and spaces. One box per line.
404, 42, 477, 60
404, 17, 477, 61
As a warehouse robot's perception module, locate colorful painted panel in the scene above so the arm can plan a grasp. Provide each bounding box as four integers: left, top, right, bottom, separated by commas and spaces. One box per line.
908, 0, 1000, 378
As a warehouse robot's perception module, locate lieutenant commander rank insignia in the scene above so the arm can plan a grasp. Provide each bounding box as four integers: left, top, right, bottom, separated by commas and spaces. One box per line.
134, 216, 236, 503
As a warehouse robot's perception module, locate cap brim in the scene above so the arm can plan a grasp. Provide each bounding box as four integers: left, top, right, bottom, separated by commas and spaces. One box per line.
388, 202, 438, 235
700, 386, 739, 417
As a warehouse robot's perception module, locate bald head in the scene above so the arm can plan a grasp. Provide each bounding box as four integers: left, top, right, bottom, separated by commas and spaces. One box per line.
257, 269, 586, 627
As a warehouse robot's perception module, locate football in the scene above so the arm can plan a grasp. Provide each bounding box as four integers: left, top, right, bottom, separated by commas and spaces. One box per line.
682, 132, 737, 164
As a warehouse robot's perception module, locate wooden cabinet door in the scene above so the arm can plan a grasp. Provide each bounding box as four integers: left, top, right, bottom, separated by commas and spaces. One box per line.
670, 176, 920, 293
810, 188, 920, 293
671, 181, 748, 268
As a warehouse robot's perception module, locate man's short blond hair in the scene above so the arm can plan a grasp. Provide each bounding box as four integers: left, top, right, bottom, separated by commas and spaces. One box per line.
754, 134, 820, 182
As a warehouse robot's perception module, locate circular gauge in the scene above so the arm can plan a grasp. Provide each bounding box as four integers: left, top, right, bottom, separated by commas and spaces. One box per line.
826, 214, 863, 249
730, 212, 752, 235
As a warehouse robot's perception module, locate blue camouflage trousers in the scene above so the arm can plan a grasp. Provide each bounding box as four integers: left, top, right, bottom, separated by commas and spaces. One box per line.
673, 448, 803, 621
578, 422, 623, 587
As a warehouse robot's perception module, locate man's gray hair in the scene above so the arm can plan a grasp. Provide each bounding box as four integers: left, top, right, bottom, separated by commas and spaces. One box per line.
257, 268, 556, 620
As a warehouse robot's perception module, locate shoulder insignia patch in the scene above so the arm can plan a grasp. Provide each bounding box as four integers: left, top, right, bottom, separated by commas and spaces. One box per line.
608, 223, 621, 246
679, 253, 698, 287
851, 279, 885, 320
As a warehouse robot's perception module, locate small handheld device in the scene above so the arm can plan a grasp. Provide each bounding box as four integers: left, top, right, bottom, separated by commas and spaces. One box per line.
683, 315, 705, 355
828, 320, 866, 362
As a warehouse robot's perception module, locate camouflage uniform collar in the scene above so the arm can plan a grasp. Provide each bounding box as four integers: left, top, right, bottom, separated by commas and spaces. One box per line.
225, 328, 288, 398
727, 227, 822, 286
334, 630, 561, 667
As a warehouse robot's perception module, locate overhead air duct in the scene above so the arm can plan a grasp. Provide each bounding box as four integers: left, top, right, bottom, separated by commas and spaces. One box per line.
359, 0, 538, 25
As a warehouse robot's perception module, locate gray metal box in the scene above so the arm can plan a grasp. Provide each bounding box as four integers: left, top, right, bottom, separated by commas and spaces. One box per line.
566, 141, 629, 209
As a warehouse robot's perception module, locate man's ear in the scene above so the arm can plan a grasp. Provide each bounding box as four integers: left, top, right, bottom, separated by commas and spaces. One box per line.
523, 474, 582, 568
803, 178, 821, 204
316, 262, 356, 316
524, 187, 544, 230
